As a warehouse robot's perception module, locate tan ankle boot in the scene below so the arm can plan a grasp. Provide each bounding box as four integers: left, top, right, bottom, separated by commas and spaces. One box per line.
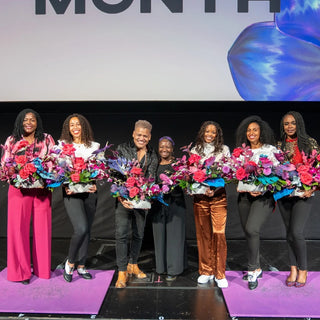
115, 271, 128, 288
127, 263, 147, 279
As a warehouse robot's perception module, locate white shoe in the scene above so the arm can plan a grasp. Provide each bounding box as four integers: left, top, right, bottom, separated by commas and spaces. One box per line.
215, 277, 228, 288
197, 275, 214, 284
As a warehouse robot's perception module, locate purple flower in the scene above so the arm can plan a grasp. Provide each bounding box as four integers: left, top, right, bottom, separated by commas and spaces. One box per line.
222, 166, 230, 174
263, 167, 272, 176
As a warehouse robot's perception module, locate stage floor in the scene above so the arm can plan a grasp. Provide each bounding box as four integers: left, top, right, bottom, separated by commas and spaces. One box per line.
0, 238, 319, 320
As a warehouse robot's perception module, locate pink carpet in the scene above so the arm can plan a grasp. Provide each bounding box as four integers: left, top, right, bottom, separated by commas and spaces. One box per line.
222, 271, 320, 318
0, 268, 115, 314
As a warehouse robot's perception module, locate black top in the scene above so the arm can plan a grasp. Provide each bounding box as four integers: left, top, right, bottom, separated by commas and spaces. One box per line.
116, 140, 158, 179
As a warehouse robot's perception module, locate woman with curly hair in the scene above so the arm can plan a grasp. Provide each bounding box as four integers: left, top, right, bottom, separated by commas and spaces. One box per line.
235, 115, 279, 290
277, 111, 319, 288
1, 108, 55, 284
58, 114, 100, 283
191, 121, 230, 288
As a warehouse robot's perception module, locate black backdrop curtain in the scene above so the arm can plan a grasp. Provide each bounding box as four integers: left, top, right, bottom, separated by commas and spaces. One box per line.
0, 101, 319, 242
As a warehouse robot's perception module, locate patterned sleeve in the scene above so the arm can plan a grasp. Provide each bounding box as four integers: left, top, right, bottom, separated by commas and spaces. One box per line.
46, 134, 55, 151
1, 136, 14, 165
309, 137, 319, 152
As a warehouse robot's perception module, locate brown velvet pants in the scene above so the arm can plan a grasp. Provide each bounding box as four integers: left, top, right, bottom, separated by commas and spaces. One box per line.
193, 189, 227, 279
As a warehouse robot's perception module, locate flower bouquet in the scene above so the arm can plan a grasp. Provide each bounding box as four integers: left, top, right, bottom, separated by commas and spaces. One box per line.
170, 145, 233, 195
108, 155, 169, 209
41, 142, 110, 193
232, 144, 282, 194
1, 140, 45, 188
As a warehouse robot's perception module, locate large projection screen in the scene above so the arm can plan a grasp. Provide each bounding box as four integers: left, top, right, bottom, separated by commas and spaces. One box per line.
0, 0, 274, 101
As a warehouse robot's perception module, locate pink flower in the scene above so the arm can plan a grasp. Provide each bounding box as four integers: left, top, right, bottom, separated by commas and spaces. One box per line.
129, 187, 140, 198
70, 172, 81, 183
25, 163, 36, 174
263, 167, 272, 176
73, 157, 86, 172
15, 155, 28, 166
193, 170, 206, 183
222, 166, 230, 174
159, 173, 173, 185
299, 172, 313, 186
19, 168, 30, 179
150, 185, 160, 194
161, 185, 170, 193
126, 176, 136, 188
232, 148, 242, 157
188, 154, 202, 165
297, 165, 311, 173
130, 167, 143, 175
236, 168, 248, 180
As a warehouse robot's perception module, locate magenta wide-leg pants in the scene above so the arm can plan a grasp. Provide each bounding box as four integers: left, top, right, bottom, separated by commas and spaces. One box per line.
7, 185, 52, 282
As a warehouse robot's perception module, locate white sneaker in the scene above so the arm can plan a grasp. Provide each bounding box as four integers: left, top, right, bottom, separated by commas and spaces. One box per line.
197, 275, 214, 284
215, 277, 228, 288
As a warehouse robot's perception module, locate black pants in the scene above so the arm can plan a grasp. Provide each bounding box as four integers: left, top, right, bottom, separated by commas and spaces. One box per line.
115, 201, 147, 271
238, 192, 275, 271
152, 198, 186, 276
63, 192, 97, 265
278, 196, 313, 270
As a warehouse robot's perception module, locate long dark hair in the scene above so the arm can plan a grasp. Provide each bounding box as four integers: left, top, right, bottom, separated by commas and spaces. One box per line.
12, 108, 45, 143
280, 111, 312, 155
194, 121, 224, 156
235, 115, 275, 147
59, 113, 94, 147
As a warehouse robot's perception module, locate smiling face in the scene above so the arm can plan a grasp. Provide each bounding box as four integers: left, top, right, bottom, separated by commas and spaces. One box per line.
203, 124, 217, 143
246, 122, 261, 147
69, 117, 82, 142
283, 114, 297, 139
158, 139, 173, 161
23, 112, 37, 136
132, 127, 151, 150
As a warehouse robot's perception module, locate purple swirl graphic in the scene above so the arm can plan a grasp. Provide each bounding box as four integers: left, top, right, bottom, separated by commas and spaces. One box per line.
228, 0, 320, 101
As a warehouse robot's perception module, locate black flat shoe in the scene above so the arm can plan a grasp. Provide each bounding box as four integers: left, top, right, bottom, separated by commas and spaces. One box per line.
63, 270, 73, 282
165, 275, 177, 281
77, 268, 92, 280
21, 279, 30, 285
248, 279, 258, 290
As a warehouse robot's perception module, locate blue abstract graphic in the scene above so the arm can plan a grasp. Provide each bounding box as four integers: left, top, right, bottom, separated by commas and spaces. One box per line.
228, 0, 320, 101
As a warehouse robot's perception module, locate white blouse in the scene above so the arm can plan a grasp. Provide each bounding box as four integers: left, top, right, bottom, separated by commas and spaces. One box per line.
57, 140, 100, 160
191, 143, 230, 163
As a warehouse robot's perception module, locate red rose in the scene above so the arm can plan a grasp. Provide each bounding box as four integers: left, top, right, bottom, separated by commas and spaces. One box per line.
73, 157, 86, 171
299, 172, 313, 186
62, 144, 76, 156
19, 168, 30, 179
15, 155, 28, 166
129, 187, 140, 198
297, 165, 310, 173
232, 148, 242, 157
130, 167, 143, 175
24, 163, 36, 174
126, 177, 136, 188
188, 154, 202, 165
236, 167, 248, 180
317, 154, 320, 162
70, 172, 81, 183
193, 170, 206, 183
